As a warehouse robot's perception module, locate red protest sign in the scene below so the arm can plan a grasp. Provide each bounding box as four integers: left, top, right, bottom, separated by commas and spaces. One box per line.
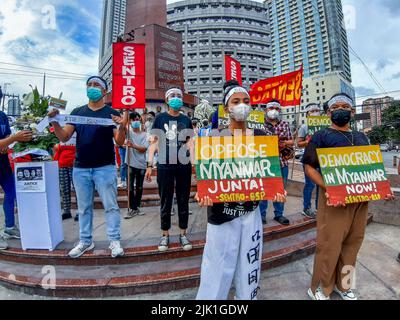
195, 136, 285, 203
250, 66, 303, 106
112, 43, 146, 109
225, 55, 242, 86
317, 145, 392, 205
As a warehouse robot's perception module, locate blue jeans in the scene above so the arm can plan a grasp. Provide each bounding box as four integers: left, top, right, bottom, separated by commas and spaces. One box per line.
0, 167, 16, 228
303, 166, 319, 211
73, 165, 121, 244
259, 166, 289, 219
119, 146, 127, 182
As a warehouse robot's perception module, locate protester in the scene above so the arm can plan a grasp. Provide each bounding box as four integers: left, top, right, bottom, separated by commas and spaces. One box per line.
124, 112, 149, 219
48, 76, 128, 259
196, 80, 286, 300
145, 87, 194, 252
297, 103, 322, 219
259, 99, 294, 225
0, 111, 33, 250
302, 93, 395, 300
53, 133, 77, 221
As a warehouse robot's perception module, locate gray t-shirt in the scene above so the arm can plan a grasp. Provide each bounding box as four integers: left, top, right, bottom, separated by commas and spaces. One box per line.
298, 124, 309, 139
125, 130, 149, 170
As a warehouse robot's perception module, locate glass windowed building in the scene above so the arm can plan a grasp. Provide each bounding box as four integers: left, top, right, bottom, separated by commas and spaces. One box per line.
167, 0, 273, 107
265, 0, 352, 83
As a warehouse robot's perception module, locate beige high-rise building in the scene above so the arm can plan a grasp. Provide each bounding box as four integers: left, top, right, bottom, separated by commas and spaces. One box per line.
281, 71, 354, 129
362, 96, 394, 133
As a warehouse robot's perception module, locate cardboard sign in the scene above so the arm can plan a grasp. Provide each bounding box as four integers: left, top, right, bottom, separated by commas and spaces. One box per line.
48, 97, 67, 111
218, 105, 265, 130
195, 136, 285, 203
317, 145, 392, 205
15, 163, 45, 193
307, 116, 332, 135
225, 55, 242, 86
112, 43, 146, 109
250, 66, 303, 106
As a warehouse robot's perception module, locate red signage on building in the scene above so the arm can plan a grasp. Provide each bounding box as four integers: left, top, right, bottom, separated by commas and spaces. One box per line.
225, 55, 243, 86
112, 43, 146, 109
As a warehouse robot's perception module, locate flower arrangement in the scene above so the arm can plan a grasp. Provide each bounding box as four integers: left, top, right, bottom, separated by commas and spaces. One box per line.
12, 87, 59, 160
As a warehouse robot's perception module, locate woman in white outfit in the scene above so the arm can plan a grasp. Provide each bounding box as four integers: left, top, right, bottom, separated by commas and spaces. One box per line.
195, 80, 287, 300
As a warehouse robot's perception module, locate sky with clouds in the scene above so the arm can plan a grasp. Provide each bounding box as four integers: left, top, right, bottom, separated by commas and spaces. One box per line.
0, 0, 400, 111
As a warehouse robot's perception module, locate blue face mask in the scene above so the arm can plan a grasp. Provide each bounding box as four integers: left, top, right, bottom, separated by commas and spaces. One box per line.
168, 98, 183, 111
131, 121, 141, 129
87, 87, 104, 102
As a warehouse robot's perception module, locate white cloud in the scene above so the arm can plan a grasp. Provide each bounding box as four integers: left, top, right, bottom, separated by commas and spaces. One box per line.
0, 0, 99, 112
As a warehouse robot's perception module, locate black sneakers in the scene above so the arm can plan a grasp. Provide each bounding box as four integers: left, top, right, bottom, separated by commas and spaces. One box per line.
274, 216, 290, 225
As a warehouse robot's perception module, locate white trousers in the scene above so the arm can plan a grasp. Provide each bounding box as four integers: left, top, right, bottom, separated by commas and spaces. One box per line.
196, 208, 263, 300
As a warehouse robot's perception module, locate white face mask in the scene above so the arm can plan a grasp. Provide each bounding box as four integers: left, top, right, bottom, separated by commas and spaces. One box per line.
267, 109, 280, 120
309, 111, 320, 117
229, 103, 251, 122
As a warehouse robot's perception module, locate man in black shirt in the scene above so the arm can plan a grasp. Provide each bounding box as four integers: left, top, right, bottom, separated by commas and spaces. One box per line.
303, 93, 394, 300
48, 76, 128, 259
145, 88, 194, 252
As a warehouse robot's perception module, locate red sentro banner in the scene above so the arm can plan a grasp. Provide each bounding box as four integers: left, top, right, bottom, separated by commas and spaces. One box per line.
225, 55, 242, 86
112, 43, 146, 109
250, 66, 303, 106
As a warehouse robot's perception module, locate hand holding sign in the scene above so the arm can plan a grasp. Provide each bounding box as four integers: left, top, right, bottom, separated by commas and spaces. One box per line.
195, 193, 213, 207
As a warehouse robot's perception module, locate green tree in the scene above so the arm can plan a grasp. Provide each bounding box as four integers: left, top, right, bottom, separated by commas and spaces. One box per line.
367, 125, 389, 144
381, 100, 400, 142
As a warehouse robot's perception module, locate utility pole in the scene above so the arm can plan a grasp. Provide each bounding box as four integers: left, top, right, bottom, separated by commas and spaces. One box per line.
2, 82, 11, 112
43, 73, 46, 97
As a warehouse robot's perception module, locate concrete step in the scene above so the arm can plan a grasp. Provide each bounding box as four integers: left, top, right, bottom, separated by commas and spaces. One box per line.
0, 214, 317, 266
0, 228, 317, 298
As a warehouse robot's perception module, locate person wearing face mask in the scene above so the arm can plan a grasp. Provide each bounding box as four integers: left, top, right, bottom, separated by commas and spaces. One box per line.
47, 76, 128, 259
145, 88, 194, 252
195, 80, 287, 300
297, 104, 322, 219
259, 100, 294, 226
124, 112, 149, 219
302, 93, 395, 300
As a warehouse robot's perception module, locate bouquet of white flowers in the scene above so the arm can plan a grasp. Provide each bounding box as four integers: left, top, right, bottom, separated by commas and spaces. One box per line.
12, 87, 59, 161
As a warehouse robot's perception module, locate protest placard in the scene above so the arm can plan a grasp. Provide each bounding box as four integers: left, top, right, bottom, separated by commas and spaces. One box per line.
317, 145, 392, 205
195, 135, 285, 203
307, 116, 332, 135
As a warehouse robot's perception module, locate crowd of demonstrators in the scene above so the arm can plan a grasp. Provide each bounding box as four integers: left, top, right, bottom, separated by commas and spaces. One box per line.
297, 103, 322, 219
145, 87, 194, 252
124, 112, 149, 219
53, 133, 77, 221
259, 100, 294, 226
303, 93, 395, 300
48, 76, 128, 259
0, 111, 32, 250
196, 80, 286, 300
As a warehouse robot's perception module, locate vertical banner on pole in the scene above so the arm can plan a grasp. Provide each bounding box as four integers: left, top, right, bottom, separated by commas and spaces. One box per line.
225, 55, 243, 86
112, 43, 146, 110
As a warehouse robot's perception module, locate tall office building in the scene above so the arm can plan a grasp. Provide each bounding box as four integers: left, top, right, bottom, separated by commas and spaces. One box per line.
99, 0, 127, 90
167, 0, 273, 107
362, 96, 394, 133
265, 0, 352, 82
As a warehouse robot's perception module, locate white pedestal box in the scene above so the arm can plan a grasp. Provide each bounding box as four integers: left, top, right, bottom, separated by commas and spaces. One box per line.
15, 161, 64, 251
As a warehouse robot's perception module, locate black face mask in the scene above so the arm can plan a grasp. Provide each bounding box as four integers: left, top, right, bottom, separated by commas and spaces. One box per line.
331, 109, 352, 127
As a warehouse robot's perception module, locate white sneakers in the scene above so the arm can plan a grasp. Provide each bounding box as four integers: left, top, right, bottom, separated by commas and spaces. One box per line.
109, 240, 125, 258
68, 241, 124, 258
333, 287, 358, 300
308, 286, 358, 300
308, 287, 330, 300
